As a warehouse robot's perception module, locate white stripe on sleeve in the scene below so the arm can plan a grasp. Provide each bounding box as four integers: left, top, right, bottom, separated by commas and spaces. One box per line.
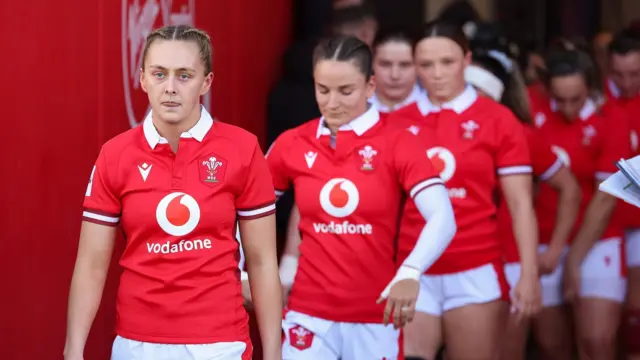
237, 203, 276, 219
401, 185, 457, 273
497, 165, 533, 176
82, 211, 119, 224
539, 158, 564, 182
409, 177, 444, 198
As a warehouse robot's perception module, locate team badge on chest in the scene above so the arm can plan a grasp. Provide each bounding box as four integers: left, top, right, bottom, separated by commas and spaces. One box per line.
357, 145, 378, 171
582, 124, 596, 146
460, 120, 479, 140
199, 154, 227, 185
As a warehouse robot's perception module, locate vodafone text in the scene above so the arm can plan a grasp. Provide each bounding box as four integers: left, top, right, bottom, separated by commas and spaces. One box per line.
447, 187, 467, 199
313, 221, 373, 235
147, 239, 212, 254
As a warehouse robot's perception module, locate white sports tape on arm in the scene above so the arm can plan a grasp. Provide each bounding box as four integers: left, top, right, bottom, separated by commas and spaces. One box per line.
379, 185, 456, 299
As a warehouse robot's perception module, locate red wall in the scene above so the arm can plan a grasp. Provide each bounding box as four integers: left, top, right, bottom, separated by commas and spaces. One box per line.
0, 1, 290, 359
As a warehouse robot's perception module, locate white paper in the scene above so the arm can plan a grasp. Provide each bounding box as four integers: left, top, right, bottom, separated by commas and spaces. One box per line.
599, 155, 640, 208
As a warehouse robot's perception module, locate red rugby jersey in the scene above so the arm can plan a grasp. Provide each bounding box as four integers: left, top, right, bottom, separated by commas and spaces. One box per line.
266, 107, 442, 322
82, 108, 275, 345
534, 99, 630, 244
390, 86, 532, 274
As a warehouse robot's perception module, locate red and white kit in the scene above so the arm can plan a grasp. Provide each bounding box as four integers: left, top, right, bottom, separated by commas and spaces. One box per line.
83, 107, 275, 360
267, 106, 445, 360
391, 86, 531, 315
534, 99, 629, 303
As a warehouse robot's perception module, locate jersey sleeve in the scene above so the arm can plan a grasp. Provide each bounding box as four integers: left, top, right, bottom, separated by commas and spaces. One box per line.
495, 110, 533, 176
265, 132, 293, 197
82, 147, 122, 226
527, 127, 563, 181
596, 120, 631, 181
236, 140, 277, 220
393, 130, 444, 199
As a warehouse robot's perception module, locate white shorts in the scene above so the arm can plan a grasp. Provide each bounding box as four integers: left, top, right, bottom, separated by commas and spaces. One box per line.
282, 310, 399, 360
504, 244, 567, 308
579, 237, 627, 303
415, 262, 508, 316
111, 335, 248, 360
625, 229, 640, 268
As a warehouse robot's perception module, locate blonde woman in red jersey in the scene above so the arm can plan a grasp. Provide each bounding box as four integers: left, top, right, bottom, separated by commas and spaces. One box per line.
369, 28, 423, 116
388, 21, 542, 360
465, 46, 582, 360
537, 48, 631, 359
268, 36, 457, 360
605, 31, 640, 358
64, 26, 283, 360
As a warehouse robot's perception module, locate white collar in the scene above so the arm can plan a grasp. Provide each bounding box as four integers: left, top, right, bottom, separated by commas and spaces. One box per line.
315, 106, 380, 139
550, 98, 597, 121
143, 106, 214, 149
369, 84, 422, 113
416, 85, 478, 116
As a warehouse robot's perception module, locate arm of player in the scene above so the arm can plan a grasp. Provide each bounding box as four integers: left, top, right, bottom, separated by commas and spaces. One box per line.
279, 204, 301, 288
496, 114, 540, 318
64, 222, 116, 359
541, 166, 581, 273
239, 215, 282, 360
379, 184, 456, 299
237, 139, 283, 360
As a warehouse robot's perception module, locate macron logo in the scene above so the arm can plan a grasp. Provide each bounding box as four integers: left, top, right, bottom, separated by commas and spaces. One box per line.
138, 163, 152, 182
304, 151, 317, 169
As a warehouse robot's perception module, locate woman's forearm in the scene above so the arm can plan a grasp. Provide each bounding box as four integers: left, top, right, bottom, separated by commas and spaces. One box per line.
568, 191, 616, 265
512, 203, 539, 276
548, 178, 581, 250
64, 264, 109, 356
247, 261, 283, 360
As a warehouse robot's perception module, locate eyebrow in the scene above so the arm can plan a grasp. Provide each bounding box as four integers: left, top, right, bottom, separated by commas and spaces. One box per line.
316, 83, 356, 89
148, 65, 196, 72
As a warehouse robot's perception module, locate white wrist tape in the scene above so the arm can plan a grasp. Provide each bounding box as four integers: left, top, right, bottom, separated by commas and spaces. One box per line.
379, 265, 421, 300
279, 255, 299, 287
240, 270, 249, 281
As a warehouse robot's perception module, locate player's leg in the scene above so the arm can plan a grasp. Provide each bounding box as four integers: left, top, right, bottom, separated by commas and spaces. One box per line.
441, 263, 509, 360
574, 237, 626, 360
403, 274, 444, 359
531, 248, 573, 360
282, 311, 341, 360
341, 322, 399, 360
500, 262, 530, 360
624, 229, 640, 360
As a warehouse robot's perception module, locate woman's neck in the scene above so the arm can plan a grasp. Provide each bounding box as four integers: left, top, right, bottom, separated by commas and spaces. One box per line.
376, 89, 413, 110
326, 105, 370, 135
428, 83, 466, 107
152, 107, 201, 151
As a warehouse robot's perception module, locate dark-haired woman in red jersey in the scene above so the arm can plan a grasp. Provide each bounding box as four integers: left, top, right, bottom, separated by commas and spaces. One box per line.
388, 21, 541, 360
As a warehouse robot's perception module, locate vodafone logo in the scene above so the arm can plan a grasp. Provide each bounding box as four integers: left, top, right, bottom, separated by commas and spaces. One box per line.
427, 147, 456, 182
156, 192, 200, 236
319, 179, 360, 218
315, 179, 372, 235
121, 0, 210, 128
551, 145, 571, 167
